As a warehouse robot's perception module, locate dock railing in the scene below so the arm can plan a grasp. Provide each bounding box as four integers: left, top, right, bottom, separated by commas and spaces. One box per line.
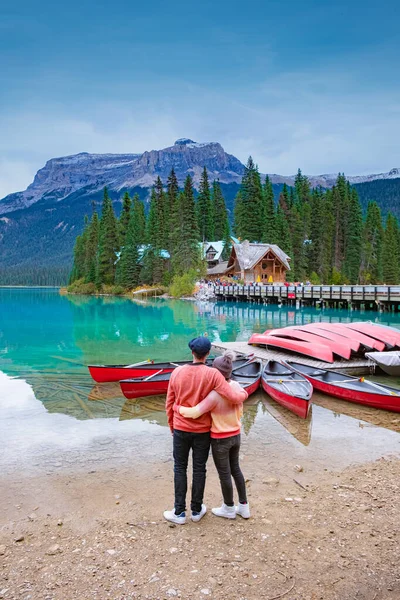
212, 284, 400, 305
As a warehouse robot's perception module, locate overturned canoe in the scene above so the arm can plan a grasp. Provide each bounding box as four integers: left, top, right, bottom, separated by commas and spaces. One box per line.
248, 332, 334, 363
261, 361, 313, 419
287, 361, 400, 412
266, 328, 351, 360
346, 323, 398, 348
311, 323, 385, 352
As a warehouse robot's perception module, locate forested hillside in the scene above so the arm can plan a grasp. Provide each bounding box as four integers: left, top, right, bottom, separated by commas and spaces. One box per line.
354, 179, 400, 219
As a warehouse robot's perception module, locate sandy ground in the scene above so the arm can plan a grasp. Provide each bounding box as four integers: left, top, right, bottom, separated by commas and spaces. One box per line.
1, 455, 400, 600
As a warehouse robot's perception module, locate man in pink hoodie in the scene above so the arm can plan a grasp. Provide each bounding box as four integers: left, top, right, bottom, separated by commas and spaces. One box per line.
164, 337, 248, 525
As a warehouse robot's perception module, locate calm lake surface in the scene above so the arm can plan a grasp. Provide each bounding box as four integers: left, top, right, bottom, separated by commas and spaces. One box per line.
1, 288, 400, 475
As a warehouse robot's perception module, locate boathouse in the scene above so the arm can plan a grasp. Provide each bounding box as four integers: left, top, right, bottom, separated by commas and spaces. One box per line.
224, 241, 291, 283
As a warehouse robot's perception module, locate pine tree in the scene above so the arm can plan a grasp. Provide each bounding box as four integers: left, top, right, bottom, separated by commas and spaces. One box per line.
233, 191, 245, 239
142, 187, 162, 283
115, 209, 140, 289
119, 192, 132, 245
85, 211, 99, 284
308, 188, 325, 278
361, 201, 384, 284
131, 193, 146, 245
97, 187, 119, 285
171, 176, 201, 275
321, 189, 335, 283
154, 176, 168, 249
212, 180, 229, 240
167, 169, 179, 251
290, 204, 307, 281
234, 157, 263, 241
275, 204, 292, 257
343, 187, 363, 283
333, 174, 350, 272
382, 213, 400, 284
261, 175, 276, 243
221, 220, 232, 261
196, 167, 213, 241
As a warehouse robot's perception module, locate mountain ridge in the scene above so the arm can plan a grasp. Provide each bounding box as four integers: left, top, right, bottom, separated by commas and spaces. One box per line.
1, 138, 399, 215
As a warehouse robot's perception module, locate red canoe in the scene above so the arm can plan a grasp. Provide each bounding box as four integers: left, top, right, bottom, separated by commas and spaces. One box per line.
89, 360, 188, 383
120, 359, 262, 400
266, 328, 351, 360
261, 361, 313, 419
88, 355, 255, 383
345, 323, 398, 348
311, 323, 385, 352
248, 332, 334, 363
291, 325, 360, 353
287, 361, 400, 412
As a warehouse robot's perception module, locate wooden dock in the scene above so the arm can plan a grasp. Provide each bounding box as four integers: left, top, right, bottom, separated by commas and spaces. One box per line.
213, 283, 400, 311
212, 340, 374, 375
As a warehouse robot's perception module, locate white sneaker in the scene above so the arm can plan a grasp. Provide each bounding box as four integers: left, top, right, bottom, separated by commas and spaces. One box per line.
163, 509, 186, 525
211, 503, 236, 519
191, 504, 207, 522
235, 502, 251, 519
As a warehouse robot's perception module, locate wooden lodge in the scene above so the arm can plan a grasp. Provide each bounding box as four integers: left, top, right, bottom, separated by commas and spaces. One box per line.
206, 240, 291, 283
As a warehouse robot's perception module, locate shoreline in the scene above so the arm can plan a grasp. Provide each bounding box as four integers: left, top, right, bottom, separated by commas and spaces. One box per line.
1, 456, 399, 599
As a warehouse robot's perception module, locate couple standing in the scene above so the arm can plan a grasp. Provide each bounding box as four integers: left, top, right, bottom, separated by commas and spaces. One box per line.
164, 336, 250, 524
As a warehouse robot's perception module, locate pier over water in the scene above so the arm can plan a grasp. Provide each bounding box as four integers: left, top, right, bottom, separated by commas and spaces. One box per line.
213, 284, 400, 311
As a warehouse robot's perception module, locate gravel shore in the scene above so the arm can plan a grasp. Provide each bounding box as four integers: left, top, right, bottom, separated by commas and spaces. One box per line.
1, 456, 399, 600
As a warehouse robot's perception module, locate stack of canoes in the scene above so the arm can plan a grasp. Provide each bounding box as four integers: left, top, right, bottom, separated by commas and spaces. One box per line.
88, 339, 400, 420
248, 322, 400, 363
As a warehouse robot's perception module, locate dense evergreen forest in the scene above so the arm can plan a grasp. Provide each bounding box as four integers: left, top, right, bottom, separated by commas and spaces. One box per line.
69, 159, 400, 291
69, 169, 231, 294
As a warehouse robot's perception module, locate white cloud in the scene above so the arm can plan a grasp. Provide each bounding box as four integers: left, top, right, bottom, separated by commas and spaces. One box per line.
0, 67, 399, 197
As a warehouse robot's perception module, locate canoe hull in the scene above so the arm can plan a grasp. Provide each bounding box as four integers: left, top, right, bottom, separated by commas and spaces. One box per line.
261, 379, 310, 419
120, 360, 262, 400
249, 333, 334, 363
288, 362, 400, 412
120, 378, 170, 399
89, 364, 174, 383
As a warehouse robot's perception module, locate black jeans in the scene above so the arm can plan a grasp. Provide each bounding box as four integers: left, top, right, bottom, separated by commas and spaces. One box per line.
173, 429, 211, 514
211, 434, 247, 507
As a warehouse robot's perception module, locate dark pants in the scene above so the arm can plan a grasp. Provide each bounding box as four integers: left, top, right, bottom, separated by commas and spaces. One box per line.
211, 434, 247, 507
173, 429, 211, 514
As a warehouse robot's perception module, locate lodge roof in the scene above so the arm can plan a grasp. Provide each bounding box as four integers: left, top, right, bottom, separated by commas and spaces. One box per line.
206, 261, 230, 275
233, 242, 291, 271
202, 241, 224, 262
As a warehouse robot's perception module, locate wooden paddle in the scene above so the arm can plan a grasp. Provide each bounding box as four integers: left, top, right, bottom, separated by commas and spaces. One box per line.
143, 369, 164, 381
124, 359, 152, 368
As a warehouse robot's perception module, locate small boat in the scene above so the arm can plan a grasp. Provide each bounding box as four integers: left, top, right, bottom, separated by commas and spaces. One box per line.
88, 360, 204, 383
88, 356, 252, 383
346, 323, 398, 348
248, 332, 334, 363
292, 325, 361, 352
366, 351, 400, 376
266, 328, 351, 360
312, 323, 385, 352
261, 361, 313, 419
287, 361, 400, 412
120, 358, 262, 400
230, 359, 263, 396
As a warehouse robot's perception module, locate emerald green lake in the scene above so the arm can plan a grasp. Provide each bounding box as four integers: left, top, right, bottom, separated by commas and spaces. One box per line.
1, 288, 400, 476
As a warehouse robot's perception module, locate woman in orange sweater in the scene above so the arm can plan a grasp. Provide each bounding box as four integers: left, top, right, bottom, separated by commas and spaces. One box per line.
177, 351, 250, 520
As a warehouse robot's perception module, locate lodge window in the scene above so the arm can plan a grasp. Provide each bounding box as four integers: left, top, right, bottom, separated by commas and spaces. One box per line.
262, 262, 268, 270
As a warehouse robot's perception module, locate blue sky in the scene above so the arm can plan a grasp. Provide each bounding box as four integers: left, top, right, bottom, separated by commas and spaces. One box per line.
1, 0, 400, 196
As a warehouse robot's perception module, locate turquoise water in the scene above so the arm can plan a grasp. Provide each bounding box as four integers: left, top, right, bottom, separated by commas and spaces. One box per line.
0, 288, 400, 474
